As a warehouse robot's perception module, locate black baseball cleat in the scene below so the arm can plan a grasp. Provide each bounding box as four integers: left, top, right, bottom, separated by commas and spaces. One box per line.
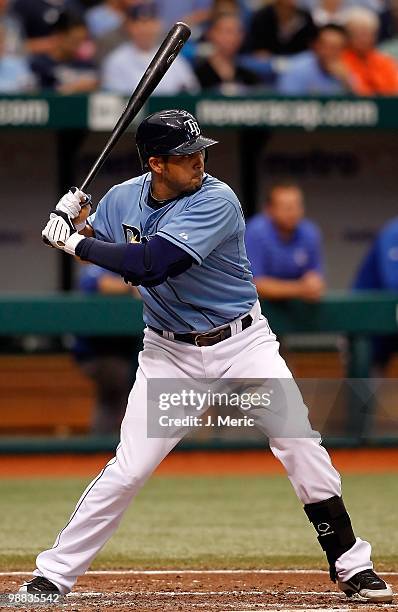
338, 569, 393, 603
19, 576, 61, 594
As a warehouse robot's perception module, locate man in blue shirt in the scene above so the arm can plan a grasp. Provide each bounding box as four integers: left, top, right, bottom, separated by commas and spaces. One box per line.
20, 110, 392, 603
245, 181, 325, 301
278, 24, 356, 95
0, 23, 34, 92
353, 217, 398, 370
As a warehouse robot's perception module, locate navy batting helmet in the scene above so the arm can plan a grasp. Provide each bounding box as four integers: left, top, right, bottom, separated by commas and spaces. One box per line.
136, 109, 218, 171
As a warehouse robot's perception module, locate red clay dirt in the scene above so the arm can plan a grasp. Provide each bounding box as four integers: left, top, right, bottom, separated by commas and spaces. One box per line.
0, 448, 397, 479
1, 572, 397, 611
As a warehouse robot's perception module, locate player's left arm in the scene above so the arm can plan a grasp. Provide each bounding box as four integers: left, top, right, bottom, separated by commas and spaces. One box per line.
42, 211, 193, 287
75, 234, 194, 287
42, 191, 238, 285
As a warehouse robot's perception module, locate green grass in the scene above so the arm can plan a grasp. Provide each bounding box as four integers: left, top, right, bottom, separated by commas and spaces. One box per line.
0, 474, 397, 571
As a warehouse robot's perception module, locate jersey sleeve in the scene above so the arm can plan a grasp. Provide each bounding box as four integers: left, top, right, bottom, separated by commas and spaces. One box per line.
87, 188, 116, 242
156, 196, 239, 264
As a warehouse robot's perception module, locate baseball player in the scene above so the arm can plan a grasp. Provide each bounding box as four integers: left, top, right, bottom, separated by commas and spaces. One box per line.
20, 110, 392, 602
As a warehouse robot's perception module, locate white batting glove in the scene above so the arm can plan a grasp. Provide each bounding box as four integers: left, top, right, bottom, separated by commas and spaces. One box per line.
41, 210, 85, 255
42, 211, 75, 248
56, 187, 91, 230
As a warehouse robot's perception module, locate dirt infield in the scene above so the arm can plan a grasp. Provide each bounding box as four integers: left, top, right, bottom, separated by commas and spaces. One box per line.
1, 571, 397, 611
0, 448, 397, 478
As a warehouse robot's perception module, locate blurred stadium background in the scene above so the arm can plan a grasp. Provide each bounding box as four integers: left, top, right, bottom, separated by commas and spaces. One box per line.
1, 0, 398, 578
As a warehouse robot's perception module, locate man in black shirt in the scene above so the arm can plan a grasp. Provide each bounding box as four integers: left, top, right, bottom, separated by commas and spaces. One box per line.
30, 11, 97, 92
245, 0, 317, 57
196, 12, 262, 93
13, 0, 82, 53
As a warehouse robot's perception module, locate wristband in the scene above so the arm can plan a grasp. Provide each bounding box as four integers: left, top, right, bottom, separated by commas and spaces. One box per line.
74, 220, 86, 232
64, 232, 86, 256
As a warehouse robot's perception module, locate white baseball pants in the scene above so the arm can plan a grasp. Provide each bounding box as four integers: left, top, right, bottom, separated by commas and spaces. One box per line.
34, 302, 372, 593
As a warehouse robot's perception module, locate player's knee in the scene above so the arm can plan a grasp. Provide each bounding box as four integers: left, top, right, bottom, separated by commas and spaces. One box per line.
117, 466, 153, 493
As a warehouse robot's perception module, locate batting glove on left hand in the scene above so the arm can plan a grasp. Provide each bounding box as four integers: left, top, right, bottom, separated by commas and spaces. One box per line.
42, 211, 85, 255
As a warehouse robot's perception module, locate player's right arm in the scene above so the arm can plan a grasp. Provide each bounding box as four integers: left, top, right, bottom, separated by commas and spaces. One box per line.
54, 188, 92, 229
52, 186, 116, 242
80, 224, 95, 238
74, 206, 95, 238
42, 187, 194, 287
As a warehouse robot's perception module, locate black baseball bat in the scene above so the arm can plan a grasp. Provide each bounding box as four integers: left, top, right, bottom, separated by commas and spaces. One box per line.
80, 21, 191, 192
43, 22, 191, 245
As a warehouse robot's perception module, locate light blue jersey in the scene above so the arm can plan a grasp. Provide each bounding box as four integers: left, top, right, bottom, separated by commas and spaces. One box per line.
88, 173, 257, 332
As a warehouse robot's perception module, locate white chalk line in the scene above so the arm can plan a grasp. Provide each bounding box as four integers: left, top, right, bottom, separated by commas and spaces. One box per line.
65, 590, 396, 599
2, 569, 398, 576
67, 590, 340, 598
220, 609, 398, 612
220, 609, 352, 612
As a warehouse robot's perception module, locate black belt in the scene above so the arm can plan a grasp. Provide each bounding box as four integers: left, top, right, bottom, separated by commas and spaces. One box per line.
149, 313, 253, 347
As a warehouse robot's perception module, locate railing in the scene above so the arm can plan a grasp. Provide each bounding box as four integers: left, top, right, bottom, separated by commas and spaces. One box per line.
1, 291, 398, 452
1, 291, 398, 377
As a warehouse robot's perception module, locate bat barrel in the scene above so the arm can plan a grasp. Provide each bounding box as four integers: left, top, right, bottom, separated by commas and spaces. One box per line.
80, 22, 191, 193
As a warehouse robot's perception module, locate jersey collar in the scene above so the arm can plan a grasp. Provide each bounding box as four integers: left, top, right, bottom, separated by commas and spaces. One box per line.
147, 174, 209, 210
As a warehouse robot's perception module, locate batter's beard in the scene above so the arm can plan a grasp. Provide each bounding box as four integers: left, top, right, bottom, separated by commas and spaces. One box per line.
189, 173, 205, 192
185, 181, 203, 195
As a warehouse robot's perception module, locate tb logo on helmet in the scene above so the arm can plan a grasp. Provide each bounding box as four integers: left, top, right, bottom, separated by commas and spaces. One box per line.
135, 109, 218, 170
184, 118, 201, 138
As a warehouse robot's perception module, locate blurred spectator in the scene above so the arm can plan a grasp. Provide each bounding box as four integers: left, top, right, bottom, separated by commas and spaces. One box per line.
352, 218, 398, 374
310, 0, 347, 26
0, 0, 24, 55
102, 3, 199, 94
300, 0, 386, 12
0, 24, 35, 92
75, 264, 138, 434
377, 1, 397, 42
156, 0, 213, 33
245, 181, 325, 301
30, 12, 97, 93
342, 7, 398, 94
195, 12, 262, 93
94, 21, 128, 64
379, 0, 398, 61
85, 0, 138, 63
278, 25, 359, 94
300, 0, 392, 41
13, 0, 83, 54
85, 0, 140, 38
206, 0, 256, 27
245, 0, 317, 57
